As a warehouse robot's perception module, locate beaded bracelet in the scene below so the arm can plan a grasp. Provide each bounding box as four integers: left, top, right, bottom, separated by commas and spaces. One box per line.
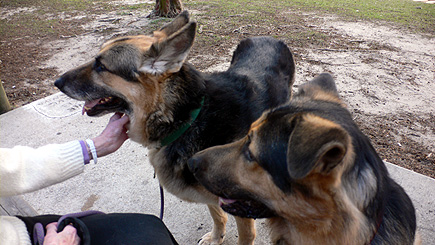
85, 139, 98, 164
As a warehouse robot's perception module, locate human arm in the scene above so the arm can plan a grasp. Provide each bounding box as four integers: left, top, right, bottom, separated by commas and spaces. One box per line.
0, 141, 85, 196
0, 113, 129, 197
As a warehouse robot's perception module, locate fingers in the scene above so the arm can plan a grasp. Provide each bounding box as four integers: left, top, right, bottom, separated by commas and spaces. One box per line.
62, 224, 78, 234
118, 114, 130, 125
46, 222, 58, 234
91, 113, 130, 158
109, 112, 130, 126
44, 222, 80, 245
46, 222, 77, 234
109, 112, 122, 122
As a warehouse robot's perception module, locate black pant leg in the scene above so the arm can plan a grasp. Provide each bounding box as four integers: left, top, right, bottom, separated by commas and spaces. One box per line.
80, 213, 178, 245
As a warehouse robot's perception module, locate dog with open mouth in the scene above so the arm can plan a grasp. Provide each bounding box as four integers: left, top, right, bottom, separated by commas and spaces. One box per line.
188, 73, 419, 244
54, 11, 295, 244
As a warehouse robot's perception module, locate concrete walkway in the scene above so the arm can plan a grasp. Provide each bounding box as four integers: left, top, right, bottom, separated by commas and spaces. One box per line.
413, 0, 435, 4
1, 93, 434, 244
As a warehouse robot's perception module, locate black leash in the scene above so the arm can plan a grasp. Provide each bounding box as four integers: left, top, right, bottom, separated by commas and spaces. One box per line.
159, 184, 165, 220
154, 170, 165, 220
157, 97, 205, 220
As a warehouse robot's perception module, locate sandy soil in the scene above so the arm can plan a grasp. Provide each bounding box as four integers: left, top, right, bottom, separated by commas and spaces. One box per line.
0, 1, 434, 178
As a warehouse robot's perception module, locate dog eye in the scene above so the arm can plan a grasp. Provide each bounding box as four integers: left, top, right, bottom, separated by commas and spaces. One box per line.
243, 136, 255, 162
244, 148, 255, 162
95, 63, 107, 73
94, 60, 107, 73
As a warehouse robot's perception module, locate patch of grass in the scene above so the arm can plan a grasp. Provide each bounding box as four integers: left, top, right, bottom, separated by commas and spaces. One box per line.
119, 3, 153, 10
2, 0, 99, 11
0, 0, 116, 39
287, 0, 435, 34
0, 14, 58, 39
147, 17, 172, 29
185, 0, 435, 35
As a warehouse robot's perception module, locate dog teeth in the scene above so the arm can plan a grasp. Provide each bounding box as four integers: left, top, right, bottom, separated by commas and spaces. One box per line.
82, 97, 113, 115
100, 97, 112, 104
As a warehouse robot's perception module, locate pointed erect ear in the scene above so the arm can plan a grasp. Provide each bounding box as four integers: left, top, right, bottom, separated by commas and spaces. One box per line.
140, 21, 196, 75
158, 11, 190, 37
287, 114, 349, 180
297, 73, 339, 98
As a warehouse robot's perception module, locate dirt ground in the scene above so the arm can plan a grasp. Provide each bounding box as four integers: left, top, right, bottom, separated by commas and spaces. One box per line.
1, 1, 434, 178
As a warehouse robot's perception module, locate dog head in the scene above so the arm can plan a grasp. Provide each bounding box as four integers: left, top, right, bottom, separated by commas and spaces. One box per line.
188, 73, 356, 220
55, 11, 201, 144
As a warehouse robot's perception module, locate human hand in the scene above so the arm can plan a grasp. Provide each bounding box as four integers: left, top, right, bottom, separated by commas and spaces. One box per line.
43, 222, 80, 245
92, 112, 130, 158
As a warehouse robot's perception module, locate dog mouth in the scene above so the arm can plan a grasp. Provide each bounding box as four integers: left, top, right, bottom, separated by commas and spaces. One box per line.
82, 96, 129, 116
218, 197, 276, 219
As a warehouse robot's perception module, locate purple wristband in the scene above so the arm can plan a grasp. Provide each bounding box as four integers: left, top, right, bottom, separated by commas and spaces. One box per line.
79, 140, 91, 164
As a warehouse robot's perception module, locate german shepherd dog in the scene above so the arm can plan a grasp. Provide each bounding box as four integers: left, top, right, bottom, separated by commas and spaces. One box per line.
54, 11, 295, 244
188, 73, 419, 244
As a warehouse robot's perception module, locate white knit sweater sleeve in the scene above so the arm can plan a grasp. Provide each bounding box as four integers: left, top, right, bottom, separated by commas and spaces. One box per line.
0, 140, 85, 197
0, 216, 31, 245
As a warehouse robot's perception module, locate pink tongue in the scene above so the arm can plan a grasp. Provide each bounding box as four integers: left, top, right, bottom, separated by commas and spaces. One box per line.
82, 99, 101, 115
219, 197, 236, 206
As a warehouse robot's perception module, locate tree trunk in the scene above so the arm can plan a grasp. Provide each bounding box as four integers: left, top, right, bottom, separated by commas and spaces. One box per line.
149, 0, 183, 18
0, 79, 11, 114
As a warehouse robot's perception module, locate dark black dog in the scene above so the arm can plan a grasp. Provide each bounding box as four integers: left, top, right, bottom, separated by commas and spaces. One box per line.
55, 11, 295, 244
188, 73, 419, 244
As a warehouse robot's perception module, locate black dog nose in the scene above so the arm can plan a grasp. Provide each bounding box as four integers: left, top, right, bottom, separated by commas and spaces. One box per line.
54, 77, 64, 90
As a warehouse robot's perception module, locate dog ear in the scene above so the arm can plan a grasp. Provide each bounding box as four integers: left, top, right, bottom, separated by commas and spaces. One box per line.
157, 11, 190, 37
140, 21, 196, 75
286, 114, 349, 180
297, 73, 339, 98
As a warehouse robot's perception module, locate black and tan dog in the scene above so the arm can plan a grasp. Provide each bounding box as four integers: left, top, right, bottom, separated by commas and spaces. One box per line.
54, 11, 295, 244
188, 73, 419, 244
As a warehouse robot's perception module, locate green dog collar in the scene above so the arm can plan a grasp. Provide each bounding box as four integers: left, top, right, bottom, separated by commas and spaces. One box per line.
159, 97, 205, 147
